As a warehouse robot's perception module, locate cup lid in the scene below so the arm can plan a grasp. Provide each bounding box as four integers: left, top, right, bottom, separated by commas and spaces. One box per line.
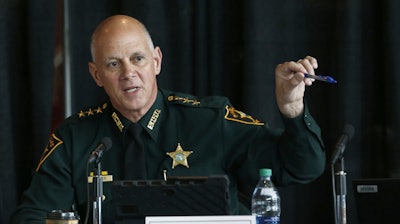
46, 210, 80, 220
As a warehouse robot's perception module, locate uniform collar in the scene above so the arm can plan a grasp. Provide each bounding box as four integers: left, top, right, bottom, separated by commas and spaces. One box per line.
139, 90, 165, 141
109, 90, 165, 140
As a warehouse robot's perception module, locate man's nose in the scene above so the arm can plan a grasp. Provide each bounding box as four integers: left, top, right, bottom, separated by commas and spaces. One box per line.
122, 62, 137, 79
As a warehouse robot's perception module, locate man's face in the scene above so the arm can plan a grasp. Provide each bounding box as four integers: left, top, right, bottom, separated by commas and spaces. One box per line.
89, 23, 162, 120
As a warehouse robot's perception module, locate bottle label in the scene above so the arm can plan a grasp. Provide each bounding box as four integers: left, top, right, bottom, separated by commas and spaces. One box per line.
260, 188, 275, 195
256, 216, 280, 224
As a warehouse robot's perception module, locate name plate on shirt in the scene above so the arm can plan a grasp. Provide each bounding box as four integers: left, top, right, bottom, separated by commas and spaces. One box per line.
145, 215, 256, 224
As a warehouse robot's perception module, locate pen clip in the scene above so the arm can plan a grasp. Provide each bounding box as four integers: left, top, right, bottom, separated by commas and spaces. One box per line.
163, 170, 167, 181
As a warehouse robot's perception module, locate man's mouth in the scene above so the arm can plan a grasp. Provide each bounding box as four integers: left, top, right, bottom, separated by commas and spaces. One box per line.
125, 87, 139, 93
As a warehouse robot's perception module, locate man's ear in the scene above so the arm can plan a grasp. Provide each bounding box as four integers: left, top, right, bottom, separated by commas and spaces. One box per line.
153, 46, 163, 76
88, 62, 103, 87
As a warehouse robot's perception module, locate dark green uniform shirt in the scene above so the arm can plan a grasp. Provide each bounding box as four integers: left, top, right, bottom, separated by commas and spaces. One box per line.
12, 88, 325, 223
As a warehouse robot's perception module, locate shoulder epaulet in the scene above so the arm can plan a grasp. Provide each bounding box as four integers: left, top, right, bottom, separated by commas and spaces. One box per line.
163, 90, 265, 125
166, 93, 229, 108
167, 95, 201, 106
76, 102, 109, 119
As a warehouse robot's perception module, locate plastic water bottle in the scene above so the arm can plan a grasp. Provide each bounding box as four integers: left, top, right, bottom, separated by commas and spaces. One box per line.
251, 168, 281, 224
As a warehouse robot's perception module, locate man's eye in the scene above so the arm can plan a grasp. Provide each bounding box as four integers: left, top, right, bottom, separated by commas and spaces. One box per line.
135, 56, 144, 62
108, 61, 119, 68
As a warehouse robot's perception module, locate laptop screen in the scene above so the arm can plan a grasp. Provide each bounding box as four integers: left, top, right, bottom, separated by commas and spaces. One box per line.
112, 175, 230, 224
352, 178, 400, 224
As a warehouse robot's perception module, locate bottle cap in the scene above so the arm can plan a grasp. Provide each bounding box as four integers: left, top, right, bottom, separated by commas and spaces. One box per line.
259, 168, 272, 177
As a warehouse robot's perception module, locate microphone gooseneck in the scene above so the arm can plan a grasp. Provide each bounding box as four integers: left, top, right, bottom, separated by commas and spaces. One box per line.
84, 137, 112, 224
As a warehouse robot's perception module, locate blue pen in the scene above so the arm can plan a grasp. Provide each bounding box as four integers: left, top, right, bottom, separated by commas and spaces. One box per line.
304, 73, 337, 84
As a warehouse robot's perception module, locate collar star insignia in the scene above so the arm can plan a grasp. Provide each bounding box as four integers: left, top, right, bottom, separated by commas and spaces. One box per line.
166, 143, 193, 169
78, 110, 85, 118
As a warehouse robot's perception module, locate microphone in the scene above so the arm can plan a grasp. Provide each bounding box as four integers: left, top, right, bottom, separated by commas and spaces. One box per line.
87, 137, 113, 164
330, 124, 355, 164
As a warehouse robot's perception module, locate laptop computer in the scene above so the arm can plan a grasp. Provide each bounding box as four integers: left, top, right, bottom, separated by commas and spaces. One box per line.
352, 178, 400, 224
112, 175, 230, 224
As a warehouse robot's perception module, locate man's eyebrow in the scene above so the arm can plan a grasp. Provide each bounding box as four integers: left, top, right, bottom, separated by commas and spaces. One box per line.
104, 56, 120, 62
131, 51, 146, 57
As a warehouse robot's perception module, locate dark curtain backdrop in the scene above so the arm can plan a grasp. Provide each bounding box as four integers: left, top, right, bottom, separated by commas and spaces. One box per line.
1, 0, 400, 224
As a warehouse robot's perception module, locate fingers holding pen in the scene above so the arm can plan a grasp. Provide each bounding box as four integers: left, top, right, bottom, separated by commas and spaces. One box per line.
276, 55, 318, 86
297, 56, 318, 74
296, 56, 318, 85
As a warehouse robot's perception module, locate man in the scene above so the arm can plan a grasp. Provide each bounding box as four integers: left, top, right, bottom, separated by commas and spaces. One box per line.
12, 15, 325, 223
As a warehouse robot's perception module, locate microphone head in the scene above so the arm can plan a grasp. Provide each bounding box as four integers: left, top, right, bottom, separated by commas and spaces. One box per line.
101, 137, 113, 152
330, 124, 355, 164
343, 124, 355, 140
